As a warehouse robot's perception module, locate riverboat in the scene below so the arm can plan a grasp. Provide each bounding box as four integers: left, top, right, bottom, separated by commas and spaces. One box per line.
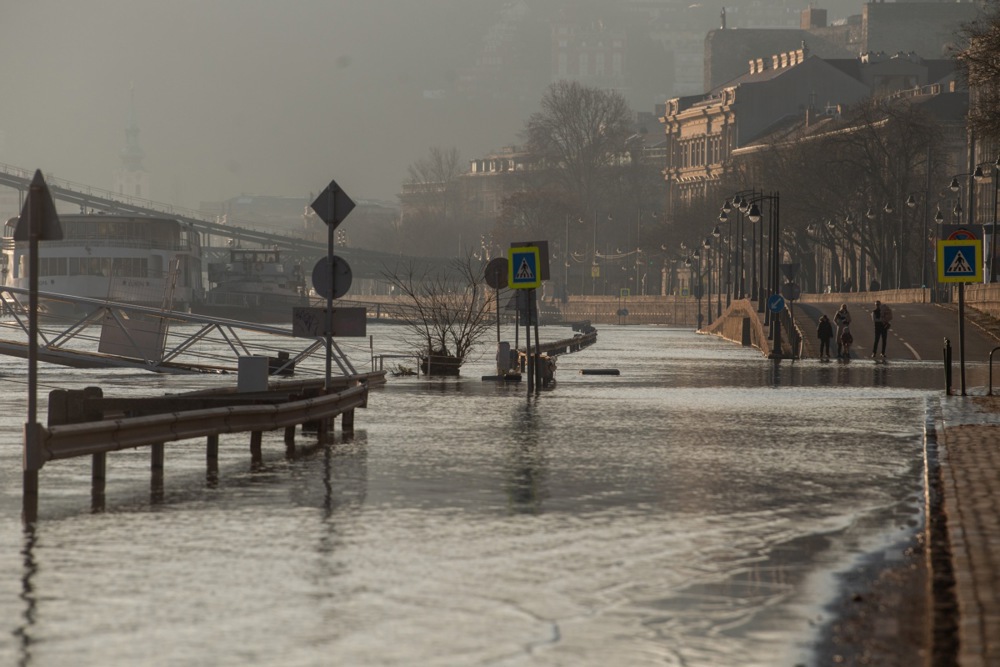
191, 247, 309, 324
1, 213, 203, 315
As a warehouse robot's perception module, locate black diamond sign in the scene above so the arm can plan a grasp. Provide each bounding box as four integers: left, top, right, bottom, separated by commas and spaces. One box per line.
310, 179, 356, 230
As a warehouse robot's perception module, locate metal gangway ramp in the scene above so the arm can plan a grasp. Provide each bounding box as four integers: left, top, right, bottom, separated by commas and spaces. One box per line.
0, 286, 358, 376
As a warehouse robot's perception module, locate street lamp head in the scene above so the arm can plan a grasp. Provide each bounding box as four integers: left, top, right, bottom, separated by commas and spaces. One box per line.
806, 223, 815, 233
954, 201, 963, 216
974, 165, 986, 181
845, 213, 855, 224
906, 194, 917, 208
747, 202, 762, 223
703, 237, 711, 249
934, 207, 944, 223
692, 249, 701, 259
718, 209, 728, 222
866, 207, 876, 220
684, 257, 692, 267
950, 177, 961, 193
712, 225, 721, 238
722, 199, 732, 213
883, 202, 893, 214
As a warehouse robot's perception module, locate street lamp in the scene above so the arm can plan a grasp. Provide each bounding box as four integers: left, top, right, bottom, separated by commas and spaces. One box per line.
746, 192, 782, 352
905, 191, 931, 288
702, 237, 713, 325
713, 224, 723, 316
973, 155, 1000, 282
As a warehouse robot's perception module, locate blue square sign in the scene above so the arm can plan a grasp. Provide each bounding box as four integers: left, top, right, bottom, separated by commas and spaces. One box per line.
508, 247, 541, 289
938, 240, 982, 283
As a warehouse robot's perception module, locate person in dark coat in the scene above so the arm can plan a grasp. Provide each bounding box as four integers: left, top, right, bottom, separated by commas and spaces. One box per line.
817, 314, 834, 360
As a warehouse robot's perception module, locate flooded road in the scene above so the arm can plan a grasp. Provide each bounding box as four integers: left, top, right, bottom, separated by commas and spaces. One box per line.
0, 325, 976, 666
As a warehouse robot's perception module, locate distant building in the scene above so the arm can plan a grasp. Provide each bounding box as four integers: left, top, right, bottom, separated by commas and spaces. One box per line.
659, 46, 959, 215
704, 2, 976, 92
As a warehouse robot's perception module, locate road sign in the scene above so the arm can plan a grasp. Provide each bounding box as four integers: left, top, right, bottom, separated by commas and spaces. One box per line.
14, 170, 63, 241
938, 239, 983, 283
484, 257, 508, 290
780, 282, 801, 301
311, 255, 353, 299
292, 307, 366, 338
511, 240, 550, 280
508, 246, 541, 289
310, 180, 356, 229
780, 262, 800, 281
767, 293, 786, 313
943, 226, 978, 241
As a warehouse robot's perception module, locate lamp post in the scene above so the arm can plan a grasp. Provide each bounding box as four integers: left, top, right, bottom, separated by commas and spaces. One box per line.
693, 248, 703, 329
973, 156, 1000, 282
702, 237, 713, 325
882, 201, 900, 289
747, 192, 781, 351
712, 225, 723, 316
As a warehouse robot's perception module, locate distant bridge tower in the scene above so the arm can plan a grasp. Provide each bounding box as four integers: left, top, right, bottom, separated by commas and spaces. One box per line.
114, 84, 149, 200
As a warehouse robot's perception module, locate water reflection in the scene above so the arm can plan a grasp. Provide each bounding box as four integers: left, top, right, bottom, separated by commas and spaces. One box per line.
504, 400, 550, 514
14, 526, 37, 667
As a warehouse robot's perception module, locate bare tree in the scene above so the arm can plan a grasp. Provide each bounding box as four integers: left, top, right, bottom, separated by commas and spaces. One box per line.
399, 147, 466, 256
523, 81, 634, 215
380, 256, 496, 375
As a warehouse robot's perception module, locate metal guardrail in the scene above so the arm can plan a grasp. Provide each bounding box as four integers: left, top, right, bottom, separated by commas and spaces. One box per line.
31, 384, 367, 469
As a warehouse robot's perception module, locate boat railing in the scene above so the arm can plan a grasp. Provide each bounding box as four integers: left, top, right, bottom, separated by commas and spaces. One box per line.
9, 238, 195, 252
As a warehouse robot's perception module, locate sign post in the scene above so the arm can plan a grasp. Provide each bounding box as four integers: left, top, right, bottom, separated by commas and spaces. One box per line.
15, 171, 63, 523
310, 180, 356, 392
938, 230, 983, 395
508, 246, 541, 393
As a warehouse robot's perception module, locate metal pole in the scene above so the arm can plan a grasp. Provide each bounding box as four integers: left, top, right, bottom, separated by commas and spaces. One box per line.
592, 211, 598, 296
325, 191, 335, 392
992, 167, 998, 282
564, 215, 569, 296
959, 281, 967, 395
23, 183, 41, 523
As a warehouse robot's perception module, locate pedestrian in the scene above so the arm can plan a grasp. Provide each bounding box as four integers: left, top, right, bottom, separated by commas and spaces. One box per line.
817, 314, 834, 360
871, 299, 888, 360
834, 303, 851, 359
840, 325, 853, 360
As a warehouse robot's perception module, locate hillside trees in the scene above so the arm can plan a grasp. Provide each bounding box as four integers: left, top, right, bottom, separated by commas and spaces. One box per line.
732, 97, 949, 292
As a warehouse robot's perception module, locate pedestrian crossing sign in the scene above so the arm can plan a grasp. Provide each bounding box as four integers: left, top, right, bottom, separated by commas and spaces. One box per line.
508, 246, 541, 289
938, 239, 983, 283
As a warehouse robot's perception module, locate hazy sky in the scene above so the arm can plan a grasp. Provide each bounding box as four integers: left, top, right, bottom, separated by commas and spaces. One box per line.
0, 0, 519, 210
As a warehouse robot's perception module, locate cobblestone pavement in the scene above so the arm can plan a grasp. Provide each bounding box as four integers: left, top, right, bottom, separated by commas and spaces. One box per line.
936, 394, 1000, 666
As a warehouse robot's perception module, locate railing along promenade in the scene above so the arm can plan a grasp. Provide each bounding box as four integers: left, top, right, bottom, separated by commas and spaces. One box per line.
23, 372, 385, 521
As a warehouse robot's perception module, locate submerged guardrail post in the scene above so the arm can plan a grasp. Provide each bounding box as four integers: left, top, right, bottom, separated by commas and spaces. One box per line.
944, 338, 953, 396
250, 431, 263, 463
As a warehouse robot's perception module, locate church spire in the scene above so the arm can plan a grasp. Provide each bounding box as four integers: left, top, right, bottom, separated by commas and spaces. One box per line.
115, 84, 149, 199
119, 83, 145, 171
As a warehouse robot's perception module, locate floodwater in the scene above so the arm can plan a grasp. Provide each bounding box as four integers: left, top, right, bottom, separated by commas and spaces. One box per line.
0, 323, 976, 666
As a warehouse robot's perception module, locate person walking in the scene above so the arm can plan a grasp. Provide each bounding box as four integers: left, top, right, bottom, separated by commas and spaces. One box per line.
834, 304, 851, 359
817, 314, 834, 360
871, 300, 888, 360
